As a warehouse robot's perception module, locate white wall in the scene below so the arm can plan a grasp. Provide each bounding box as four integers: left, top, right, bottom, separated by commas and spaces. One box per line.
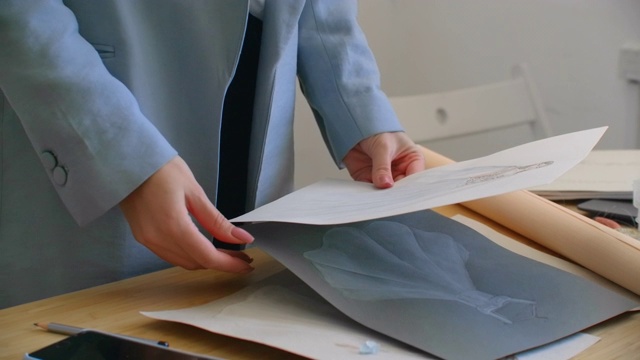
357, 0, 640, 148
294, 1, 640, 188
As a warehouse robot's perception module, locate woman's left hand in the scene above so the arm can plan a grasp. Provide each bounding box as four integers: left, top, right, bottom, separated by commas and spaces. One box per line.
343, 132, 425, 188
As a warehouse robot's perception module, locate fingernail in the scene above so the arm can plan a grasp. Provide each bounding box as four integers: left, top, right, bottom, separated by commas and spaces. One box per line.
240, 266, 255, 274
231, 226, 254, 243
377, 175, 394, 189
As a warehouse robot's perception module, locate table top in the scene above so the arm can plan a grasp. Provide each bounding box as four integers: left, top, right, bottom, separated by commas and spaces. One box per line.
2, 205, 640, 360
1, 248, 301, 359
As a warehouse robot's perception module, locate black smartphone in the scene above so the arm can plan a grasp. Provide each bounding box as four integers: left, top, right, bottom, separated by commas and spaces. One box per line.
24, 330, 222, 360
577, 199, 638, 224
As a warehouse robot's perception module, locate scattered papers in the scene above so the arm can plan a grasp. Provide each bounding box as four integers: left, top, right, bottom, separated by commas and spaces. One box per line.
143, 214, 624, 360
143, 270, 429, 360
242, 210, 637, 359
232, 127, 606, 224
529, 150, 640, 200
142, 270, 601, 360
143, 127, 631, 360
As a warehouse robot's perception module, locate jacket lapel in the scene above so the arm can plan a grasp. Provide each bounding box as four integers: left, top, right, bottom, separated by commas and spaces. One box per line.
247, 0, 306, 209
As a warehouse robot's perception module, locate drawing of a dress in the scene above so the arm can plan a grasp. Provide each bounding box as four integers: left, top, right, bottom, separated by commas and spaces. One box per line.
412, 160, 555, 190
304, 221, 537, 324
463, 161, 554, 185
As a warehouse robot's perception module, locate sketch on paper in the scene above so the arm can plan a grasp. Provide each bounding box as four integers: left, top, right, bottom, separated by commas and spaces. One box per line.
247, 210, 639, 360
231, 150, 565, 225
411, 161, 555, 192
462, 161, 554, 185
233, 127, 606, 225
304, 221, 537, 324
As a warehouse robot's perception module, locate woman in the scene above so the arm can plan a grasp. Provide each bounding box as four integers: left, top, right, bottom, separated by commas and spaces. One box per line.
0, 0, 424, 308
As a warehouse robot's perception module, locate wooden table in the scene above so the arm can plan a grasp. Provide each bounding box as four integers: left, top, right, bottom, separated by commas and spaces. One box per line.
1, 247, 300, 360
2, 205, 640, 359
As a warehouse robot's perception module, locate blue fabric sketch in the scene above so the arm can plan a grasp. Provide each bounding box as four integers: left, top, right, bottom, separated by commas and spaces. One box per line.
304, 221, 537, 324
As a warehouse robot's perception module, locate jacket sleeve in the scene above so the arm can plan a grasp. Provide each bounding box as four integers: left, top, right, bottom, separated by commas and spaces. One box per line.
296, 0, 404, 167
0, 0, 177, 225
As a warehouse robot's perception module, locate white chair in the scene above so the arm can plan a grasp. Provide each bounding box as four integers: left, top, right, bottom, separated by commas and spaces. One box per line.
293, 63, 553, 188
391, 63, 553, 161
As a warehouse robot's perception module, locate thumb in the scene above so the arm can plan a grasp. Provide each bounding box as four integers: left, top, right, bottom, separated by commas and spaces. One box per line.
370, 147, 394, 189
187, 189, 255, 245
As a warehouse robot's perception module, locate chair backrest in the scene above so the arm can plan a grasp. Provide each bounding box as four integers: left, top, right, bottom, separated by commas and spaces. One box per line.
390, 63, 552, 160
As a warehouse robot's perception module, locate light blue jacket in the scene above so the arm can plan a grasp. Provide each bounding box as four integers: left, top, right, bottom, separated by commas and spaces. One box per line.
0, 0, 402, 308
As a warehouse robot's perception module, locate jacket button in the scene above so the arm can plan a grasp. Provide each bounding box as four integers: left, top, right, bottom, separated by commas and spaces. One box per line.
52, 166, 68, 186
41, 151, 58, 170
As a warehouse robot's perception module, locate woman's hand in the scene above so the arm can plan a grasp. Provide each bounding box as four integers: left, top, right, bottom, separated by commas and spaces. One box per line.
120, 156, 255, 272
343, 132, 425, 188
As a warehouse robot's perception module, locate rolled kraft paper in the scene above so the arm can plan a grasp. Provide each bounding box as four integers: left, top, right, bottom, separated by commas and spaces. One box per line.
420, 146, 640, 296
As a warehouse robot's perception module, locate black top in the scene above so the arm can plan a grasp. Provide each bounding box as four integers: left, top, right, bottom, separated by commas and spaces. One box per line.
214, 14, 262, 249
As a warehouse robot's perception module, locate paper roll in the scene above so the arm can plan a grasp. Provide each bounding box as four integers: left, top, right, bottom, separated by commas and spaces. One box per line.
421, 147, 640, 296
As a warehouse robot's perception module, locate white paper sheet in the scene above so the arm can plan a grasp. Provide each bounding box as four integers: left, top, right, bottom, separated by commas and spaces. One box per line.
232, 127, 607, 225
529, 149, 640, 200
142, 271, 430, 360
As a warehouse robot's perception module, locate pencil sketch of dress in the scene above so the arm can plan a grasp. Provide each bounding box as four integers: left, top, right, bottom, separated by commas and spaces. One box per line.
413, 161, 555, 190
463, 161, 554, 185
304, 221, 537, 324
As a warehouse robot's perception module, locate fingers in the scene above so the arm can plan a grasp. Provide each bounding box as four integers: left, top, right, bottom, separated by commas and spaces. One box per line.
390, 149, 426, 180
343, 132, 426, 188
120, 156, 254, 274
168, 187, 254, 273
370, 146, 394, 189
172, 219, 254, 273
343, 134, 395, 187
220, 249, 254, 263
125, 200, 254, 273
186, 186, 254, 246
362, 133, 397, 189
182, 186, 256, 273
186, 184, 254, 249
344, 149, 373, 183
405, 155, 426, 175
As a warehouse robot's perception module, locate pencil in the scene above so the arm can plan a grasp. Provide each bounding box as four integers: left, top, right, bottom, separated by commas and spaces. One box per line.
34, 322, 170, 347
